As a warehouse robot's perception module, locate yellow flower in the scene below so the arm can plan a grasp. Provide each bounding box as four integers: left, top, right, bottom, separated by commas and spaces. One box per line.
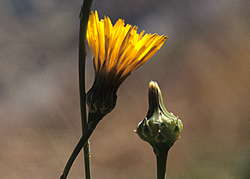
86, 11, 168, 115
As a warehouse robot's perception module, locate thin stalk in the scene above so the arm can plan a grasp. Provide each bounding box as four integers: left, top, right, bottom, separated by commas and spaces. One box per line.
156, 150, 169, 179
60, 126, 93, 179
78, 0, 93, 179
60, 119, 99, 179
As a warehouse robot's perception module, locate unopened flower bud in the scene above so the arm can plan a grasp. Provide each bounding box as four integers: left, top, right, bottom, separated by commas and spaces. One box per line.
136, 81, 183, 152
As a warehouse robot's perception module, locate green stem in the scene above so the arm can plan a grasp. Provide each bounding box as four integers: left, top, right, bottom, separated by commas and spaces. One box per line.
60, 119, 100, 179
78, 0, 93, 179
155, 149, 169, 179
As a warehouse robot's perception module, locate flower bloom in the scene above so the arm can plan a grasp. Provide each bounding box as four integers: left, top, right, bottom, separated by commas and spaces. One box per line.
86, 11, 168, 115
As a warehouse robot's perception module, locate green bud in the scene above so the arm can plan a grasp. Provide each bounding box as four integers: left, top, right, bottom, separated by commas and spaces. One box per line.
136, 81, 183, 152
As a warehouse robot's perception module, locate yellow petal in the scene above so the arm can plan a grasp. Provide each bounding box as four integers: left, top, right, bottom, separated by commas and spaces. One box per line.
87, 11, 168, 82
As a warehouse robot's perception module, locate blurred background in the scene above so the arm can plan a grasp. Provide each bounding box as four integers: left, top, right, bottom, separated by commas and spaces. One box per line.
1, 0, 250, 178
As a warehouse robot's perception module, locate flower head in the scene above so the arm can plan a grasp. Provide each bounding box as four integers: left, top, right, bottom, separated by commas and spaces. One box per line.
86, 11, 168, 115
136, 81, 183, 153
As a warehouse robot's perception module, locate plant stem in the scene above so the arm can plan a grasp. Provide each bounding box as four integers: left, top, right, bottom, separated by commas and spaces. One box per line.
78, 0, 93, 179
156, 149, 169, 179
60, 120, 99, 179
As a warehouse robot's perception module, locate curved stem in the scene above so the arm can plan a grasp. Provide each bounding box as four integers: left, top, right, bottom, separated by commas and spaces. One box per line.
60, 120, 99, 179
78, 0, 93, 179
156, 149, 169, 179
